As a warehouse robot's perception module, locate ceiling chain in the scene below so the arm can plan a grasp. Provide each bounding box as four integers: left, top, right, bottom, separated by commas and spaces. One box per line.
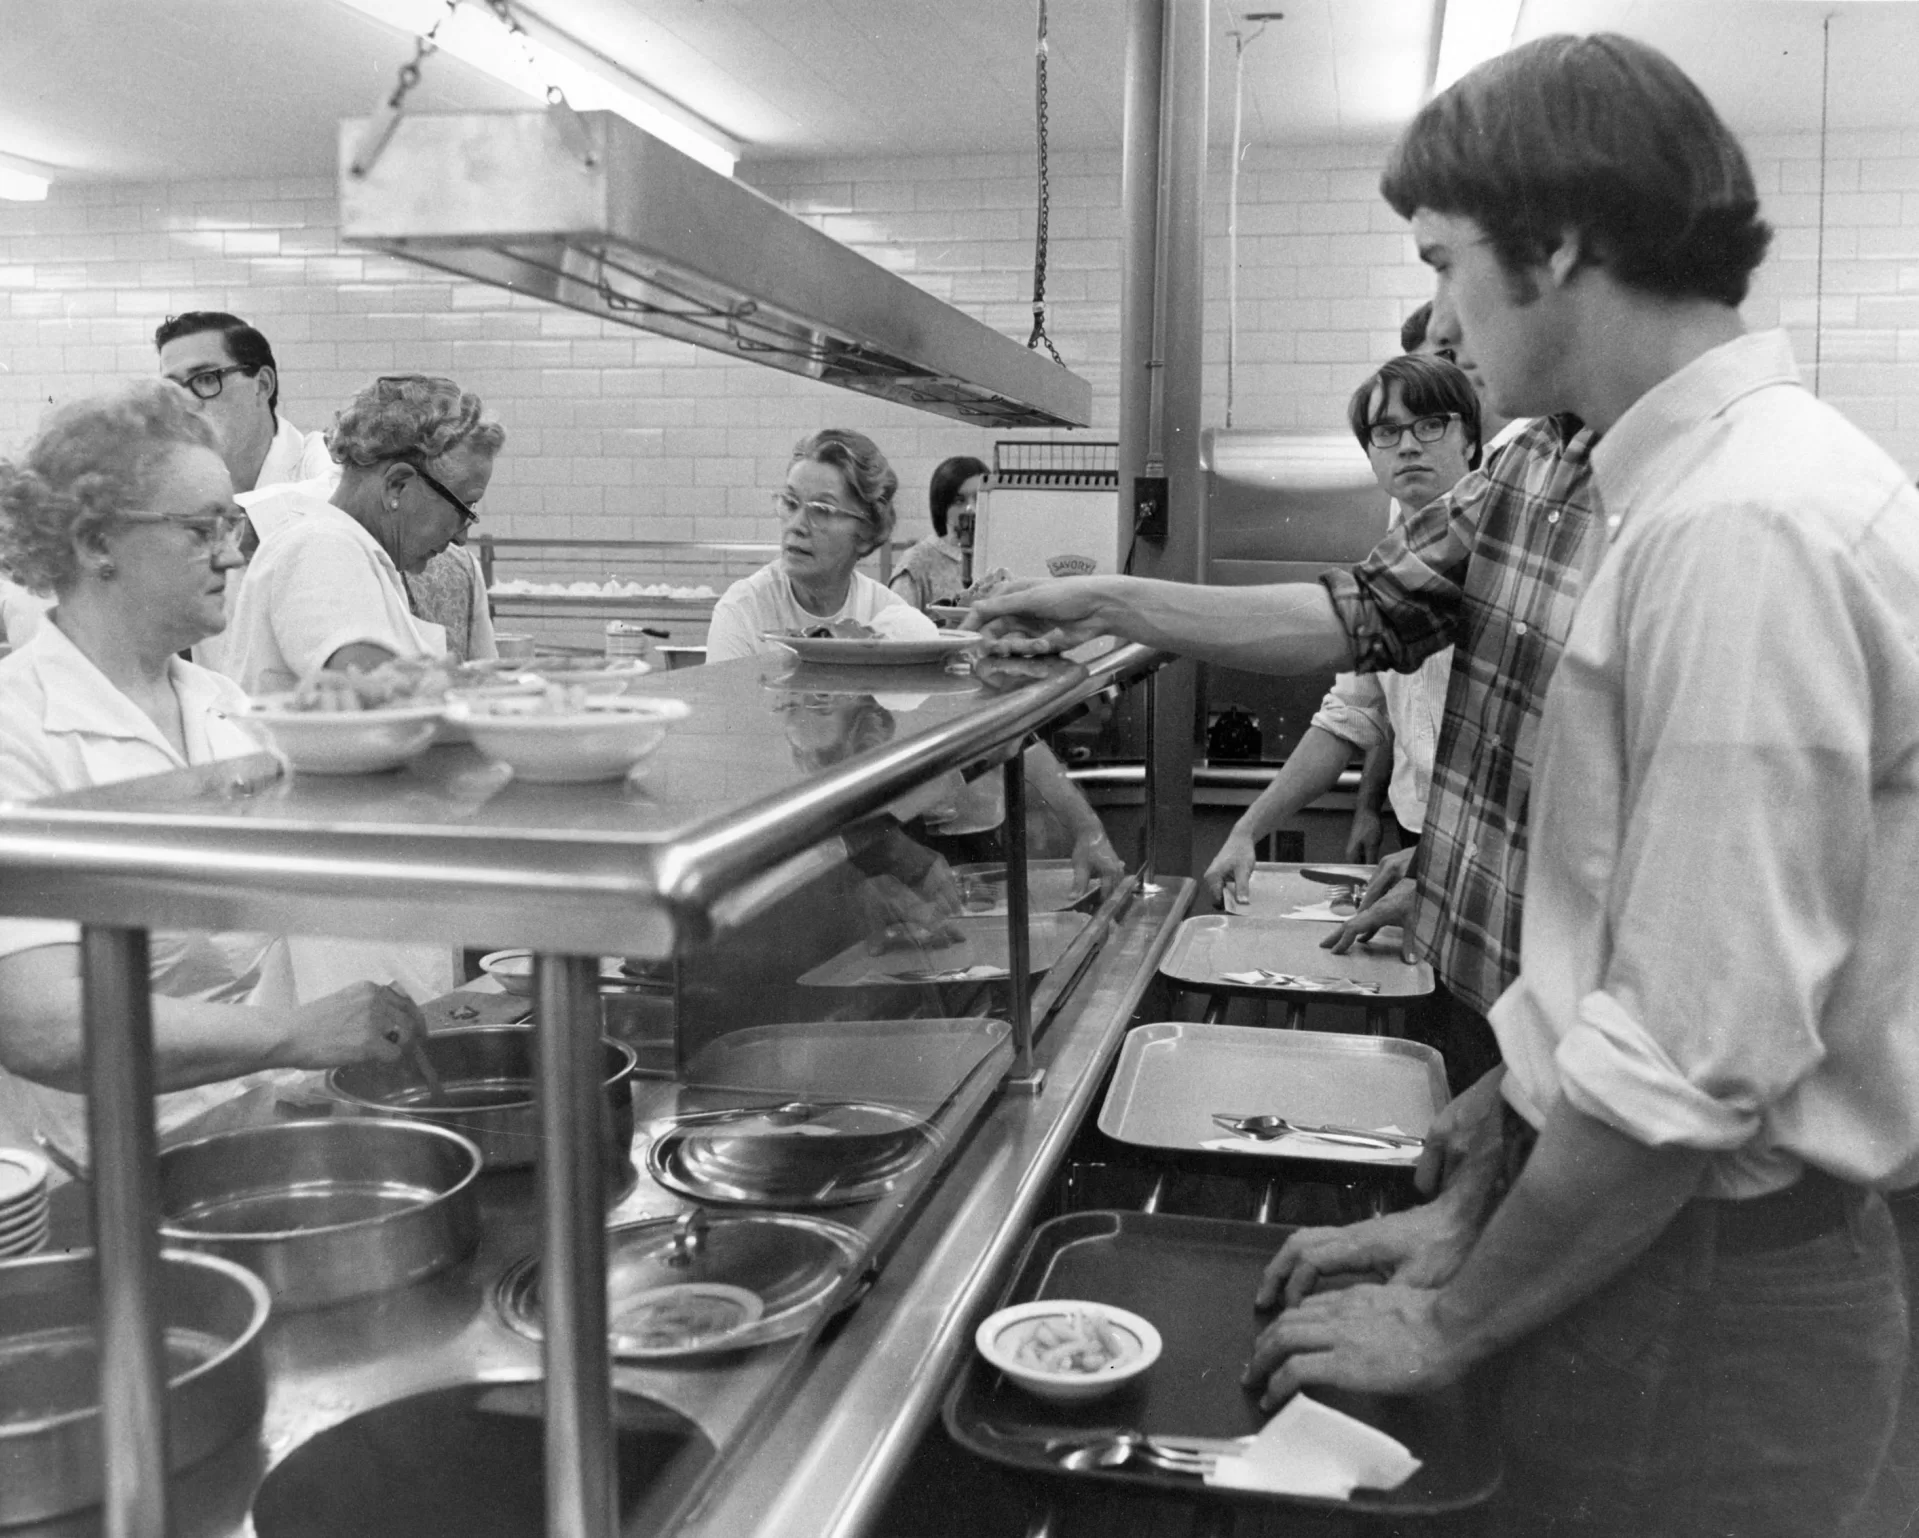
1026, 0, 1066, 366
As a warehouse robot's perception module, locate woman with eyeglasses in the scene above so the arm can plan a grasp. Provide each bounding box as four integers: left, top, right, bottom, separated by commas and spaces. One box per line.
710, 430, 1125, 899
0, 380, 426, 1168
222, 373, 504, 696
704, 428, 938, 663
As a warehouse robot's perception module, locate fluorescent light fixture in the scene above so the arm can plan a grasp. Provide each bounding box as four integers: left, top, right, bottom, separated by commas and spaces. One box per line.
1431, 0, 1525, 95
0, 167, 49, 202
334, 0, 738, 176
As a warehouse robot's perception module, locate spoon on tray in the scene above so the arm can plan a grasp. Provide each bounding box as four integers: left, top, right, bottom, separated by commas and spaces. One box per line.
1209, 1113, 1423, 1150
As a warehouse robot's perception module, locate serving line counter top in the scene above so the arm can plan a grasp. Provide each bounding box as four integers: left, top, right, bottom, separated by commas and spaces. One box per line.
0, 639, 1171, 1538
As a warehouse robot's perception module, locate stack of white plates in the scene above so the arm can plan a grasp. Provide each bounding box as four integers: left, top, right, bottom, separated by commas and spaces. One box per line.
0, 1146, 51, 1257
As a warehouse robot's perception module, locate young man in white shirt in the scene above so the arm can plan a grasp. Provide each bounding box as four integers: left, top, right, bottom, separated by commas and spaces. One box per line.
1246, 34, 1918, 1537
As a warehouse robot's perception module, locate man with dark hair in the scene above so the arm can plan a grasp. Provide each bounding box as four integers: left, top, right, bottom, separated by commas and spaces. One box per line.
1236, 34, 1916, 1536
154, 312, 329, 495
1398, 300, 1436, 357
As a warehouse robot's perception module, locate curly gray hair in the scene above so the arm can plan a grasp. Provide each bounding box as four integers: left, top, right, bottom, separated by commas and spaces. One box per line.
792, 429, 897, 556
0, 378, 221, 593
327, 374, 506, 470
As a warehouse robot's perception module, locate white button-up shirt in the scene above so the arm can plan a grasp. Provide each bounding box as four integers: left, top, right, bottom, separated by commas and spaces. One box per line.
0, 621, 294, 1156
1490, 329, 1919, 1196
222, 492, 446, 696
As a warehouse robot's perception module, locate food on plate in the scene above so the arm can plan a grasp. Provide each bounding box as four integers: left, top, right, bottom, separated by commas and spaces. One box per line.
609, 1283, 763, 1352
277, 657, 493, 712
954, 566, 1014, 605
1011, 1309, 1134, 1374
779, 618, 883, 641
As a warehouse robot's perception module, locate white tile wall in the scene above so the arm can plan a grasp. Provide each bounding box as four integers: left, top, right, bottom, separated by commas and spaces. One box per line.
3, 129, 1917, 569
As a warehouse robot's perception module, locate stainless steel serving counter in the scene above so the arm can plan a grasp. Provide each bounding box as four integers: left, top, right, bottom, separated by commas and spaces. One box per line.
0, 641, 1174, 1538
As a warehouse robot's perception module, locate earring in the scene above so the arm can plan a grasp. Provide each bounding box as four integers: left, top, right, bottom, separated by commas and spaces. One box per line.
96, 560, 116, 580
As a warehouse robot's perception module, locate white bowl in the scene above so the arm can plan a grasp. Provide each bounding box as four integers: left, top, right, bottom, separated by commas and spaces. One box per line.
246, 698, 445, 775
975, 1300, 1162, 1403
451, 695, 690, 784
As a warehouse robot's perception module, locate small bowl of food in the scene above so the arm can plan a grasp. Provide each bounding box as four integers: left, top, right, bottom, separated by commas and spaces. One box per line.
450, 689, 690, 783
246, 672, 446, 775
975, 1300, 1161, 1403
495, 656, 655, 694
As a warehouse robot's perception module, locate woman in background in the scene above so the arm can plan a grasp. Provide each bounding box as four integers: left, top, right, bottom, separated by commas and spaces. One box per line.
889, 454, 986, 613
0, 379, 422, 1162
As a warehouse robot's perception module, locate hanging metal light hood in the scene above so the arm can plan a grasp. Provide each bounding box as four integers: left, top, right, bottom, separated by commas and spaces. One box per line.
338, 108, 1092, 428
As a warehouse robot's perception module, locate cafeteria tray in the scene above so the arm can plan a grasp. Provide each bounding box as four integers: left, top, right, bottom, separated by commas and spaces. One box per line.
1225, 862, 1370, 923
1098, 1023, 1445, 1164
944, 1210, 1499, 1516
797, 911, 1089, 988
952, 859, 1097, 916
674, 1017, 1012, 1117
1158, 915, 1432, 1000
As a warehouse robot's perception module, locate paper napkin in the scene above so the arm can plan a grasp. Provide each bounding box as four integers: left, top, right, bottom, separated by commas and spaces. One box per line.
1204, 1393, 1422, 1498
1218, 971, 1381, 993
1198, 1135, 1419, 1165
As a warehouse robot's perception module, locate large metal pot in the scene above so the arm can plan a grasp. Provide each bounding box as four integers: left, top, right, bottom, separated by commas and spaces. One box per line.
0, 1247, 270, 1526
158, 1118, 482, 1311
326, 1024, 638, 1172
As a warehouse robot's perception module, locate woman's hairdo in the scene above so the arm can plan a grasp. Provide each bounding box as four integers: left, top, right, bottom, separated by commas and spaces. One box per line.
927, 455, 989, 539
328, 373, 506, 470
791, 428, 898, 556
0, 378, 220, 593
1381, 33, 1772, 307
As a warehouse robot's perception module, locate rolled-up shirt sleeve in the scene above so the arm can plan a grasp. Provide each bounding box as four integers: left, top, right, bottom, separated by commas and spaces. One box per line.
1551, 502, 1872, 1150
1321, 471, 1482, 675
1309, 671, 1389, 752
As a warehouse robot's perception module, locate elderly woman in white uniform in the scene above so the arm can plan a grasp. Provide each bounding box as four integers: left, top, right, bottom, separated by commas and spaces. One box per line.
708, 429, 1124, 900
223, 372, 504, 695
0, 379, 423, 1164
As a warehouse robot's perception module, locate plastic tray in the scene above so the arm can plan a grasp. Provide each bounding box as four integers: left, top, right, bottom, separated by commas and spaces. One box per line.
952, 859, 1096, 917
797, 912, 1089, 988
944, 1210, 1499, 1516
1158, 915, 1433, 1001
1098, 1023, 1445, 1166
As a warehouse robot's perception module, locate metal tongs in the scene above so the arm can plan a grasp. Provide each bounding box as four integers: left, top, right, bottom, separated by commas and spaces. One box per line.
1210, 1113, 1424, 1151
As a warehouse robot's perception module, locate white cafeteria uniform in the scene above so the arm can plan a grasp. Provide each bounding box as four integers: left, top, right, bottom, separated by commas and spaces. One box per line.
221, 494, 457, 1002
0, 622, 297, 1162
703, 562, 936, 664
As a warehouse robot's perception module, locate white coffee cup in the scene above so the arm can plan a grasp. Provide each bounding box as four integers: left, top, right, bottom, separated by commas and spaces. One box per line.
495, 632, 536, 660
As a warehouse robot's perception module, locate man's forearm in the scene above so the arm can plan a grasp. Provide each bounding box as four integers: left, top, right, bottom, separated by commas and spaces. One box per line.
1430, 1095, 1708, 1364
1228, 728, 1353, 847
1087, 577, 1355, 674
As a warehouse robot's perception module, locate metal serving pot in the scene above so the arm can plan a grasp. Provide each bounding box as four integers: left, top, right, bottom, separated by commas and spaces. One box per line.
326, 1024, 638, 1173
157, 1118, 482, 1311
0, 1247, 270, 1526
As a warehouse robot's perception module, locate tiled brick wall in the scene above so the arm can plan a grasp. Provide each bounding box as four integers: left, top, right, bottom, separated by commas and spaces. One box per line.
1, 127, 1915, 569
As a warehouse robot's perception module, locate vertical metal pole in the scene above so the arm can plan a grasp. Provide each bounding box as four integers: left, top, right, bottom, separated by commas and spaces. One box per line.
536, 954, 614, 1538
83, 925, 168, 1538
1140, 669, 1160, 894
1002, 749, 1041, 1092
1121, 0, 1204, 884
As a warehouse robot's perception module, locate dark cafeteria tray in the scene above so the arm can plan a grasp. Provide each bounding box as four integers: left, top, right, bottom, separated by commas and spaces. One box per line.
944, 1210, 1499, 1516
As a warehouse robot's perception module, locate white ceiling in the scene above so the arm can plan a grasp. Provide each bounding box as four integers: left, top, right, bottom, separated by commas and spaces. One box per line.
2, 0, 1917, 185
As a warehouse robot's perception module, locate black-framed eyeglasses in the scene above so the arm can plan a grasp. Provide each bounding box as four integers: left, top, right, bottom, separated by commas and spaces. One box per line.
408, 461, 480, 529
170, 364, 256, 402
1365, 413, 1461, 450
114, 507, 249, 549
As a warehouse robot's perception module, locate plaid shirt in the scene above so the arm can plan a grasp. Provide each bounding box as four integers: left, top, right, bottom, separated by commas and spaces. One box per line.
1320, 415, 1606, 1017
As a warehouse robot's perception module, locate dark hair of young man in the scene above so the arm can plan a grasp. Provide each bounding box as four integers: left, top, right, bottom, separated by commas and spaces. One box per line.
1400, 301, 1433, 354
152, 311, 282, 416
926, 454, 988, 539
1346, 353, 1484, 469
1379, 33, 1772, 307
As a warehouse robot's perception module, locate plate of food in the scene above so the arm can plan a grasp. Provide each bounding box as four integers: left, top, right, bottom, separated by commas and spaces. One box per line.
763, 619, 981, 667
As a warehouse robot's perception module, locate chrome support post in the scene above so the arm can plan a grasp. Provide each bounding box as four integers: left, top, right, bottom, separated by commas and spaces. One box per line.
1002, 746, 1044, 1095
535, 954, 614, 1537
82, 925, 168, 1538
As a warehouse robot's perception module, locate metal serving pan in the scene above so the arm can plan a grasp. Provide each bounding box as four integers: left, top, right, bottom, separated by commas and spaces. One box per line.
1157, 915, 1433, 1001
1098, 1022, 1445, 1165
158, 1118, 482, 1311
674, 1017, 1011, 1119
0, 1248, 270, 1526
944, 1209, 1500, 1516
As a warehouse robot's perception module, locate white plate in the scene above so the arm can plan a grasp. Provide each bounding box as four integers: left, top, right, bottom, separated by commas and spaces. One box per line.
762, 632, 980, 667
0, 1147, 48, 1206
